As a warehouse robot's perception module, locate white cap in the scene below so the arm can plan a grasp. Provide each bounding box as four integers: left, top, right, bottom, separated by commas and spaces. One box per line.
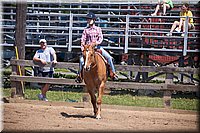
39, 39, 47, 43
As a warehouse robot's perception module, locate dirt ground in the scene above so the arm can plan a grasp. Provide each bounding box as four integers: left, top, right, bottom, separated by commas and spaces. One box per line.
2, 98, 199, 132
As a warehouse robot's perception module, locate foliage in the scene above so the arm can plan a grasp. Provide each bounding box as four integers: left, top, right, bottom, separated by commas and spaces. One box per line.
3, 69, 12, 76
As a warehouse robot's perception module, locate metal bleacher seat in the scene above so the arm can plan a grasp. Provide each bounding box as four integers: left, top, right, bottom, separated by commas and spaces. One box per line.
2, 0, 200, 56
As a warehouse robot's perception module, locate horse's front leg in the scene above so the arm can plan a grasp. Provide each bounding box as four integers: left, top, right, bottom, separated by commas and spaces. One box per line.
96, 81, 105, 119
87, 88, 98, 117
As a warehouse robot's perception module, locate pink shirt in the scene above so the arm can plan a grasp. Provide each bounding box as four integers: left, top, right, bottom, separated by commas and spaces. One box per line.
81, 25, 103, 51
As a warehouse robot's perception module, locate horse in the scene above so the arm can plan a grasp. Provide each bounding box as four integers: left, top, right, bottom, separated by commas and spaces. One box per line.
82, 44, 107, 119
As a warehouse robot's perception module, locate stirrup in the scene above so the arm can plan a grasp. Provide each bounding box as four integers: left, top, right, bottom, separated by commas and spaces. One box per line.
113, 73, 119, 81
75, 75, 82, 83
110, 72, 118, 81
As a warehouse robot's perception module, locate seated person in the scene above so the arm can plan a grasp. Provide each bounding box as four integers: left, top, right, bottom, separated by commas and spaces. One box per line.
151, 0, 174, 16
166, 3, 194, 37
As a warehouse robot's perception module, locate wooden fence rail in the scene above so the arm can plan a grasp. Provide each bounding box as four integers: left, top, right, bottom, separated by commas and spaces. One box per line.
10, 59, 199, 73
10, 59, 199, 108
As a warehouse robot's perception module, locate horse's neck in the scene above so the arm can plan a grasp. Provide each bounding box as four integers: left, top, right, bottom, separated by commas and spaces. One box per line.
95, 52, 105, 68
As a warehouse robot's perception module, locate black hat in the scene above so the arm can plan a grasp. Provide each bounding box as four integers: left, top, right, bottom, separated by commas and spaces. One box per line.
86, 12, 96, 19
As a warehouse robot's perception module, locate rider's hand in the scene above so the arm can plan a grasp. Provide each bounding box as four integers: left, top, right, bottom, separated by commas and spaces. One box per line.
52, 60, 57, 64
40, 59, 47, 65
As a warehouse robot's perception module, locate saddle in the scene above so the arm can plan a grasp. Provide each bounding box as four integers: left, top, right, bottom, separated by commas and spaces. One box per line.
95, 49, 107, 64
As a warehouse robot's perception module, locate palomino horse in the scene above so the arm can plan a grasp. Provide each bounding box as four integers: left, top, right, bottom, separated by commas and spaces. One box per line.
82, 44, 107, 119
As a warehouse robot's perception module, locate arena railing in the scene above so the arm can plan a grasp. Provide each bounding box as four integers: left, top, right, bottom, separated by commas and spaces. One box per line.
10, 59, 199, 108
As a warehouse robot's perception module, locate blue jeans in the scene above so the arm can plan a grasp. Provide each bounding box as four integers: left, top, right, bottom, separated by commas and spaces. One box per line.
78, 46, 116, 74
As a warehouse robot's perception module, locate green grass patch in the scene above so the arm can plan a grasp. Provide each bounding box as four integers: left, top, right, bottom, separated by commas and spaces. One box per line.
2, 68, 12, 76
171, 98, 199, 110
2, 88, 199, 111
103, 95, 164, 108
3, 88, 82, 102
55, 68, 70, 73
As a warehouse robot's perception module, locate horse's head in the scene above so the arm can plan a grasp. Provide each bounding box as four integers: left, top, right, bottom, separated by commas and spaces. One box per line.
82, 44, 96, 72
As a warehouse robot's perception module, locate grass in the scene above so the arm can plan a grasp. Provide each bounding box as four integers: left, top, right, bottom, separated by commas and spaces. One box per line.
103, 95, 164, 108
55, 68, 70, 73
2, 88, 199, 111
171, 98, 199, 110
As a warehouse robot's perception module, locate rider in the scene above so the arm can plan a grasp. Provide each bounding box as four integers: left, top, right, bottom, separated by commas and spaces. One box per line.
75, 12, 118, 83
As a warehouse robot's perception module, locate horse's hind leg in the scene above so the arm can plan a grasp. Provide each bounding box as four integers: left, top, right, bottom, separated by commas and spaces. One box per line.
96, 82, 105, 119
87, 89, 98, 117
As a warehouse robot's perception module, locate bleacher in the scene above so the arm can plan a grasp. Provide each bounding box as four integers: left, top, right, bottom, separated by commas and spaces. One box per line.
2, 0, 200, 65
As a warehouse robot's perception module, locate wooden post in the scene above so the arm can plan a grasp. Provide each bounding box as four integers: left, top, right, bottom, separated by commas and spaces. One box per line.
134, 53, 141, 82
142, 53, 148, 82
164, 73, 173, 108
14, 2, 27, 96
11, 64, 17, 98
188, 56, 194, 83
178, 56, 184, 83
163, 90, 171, 108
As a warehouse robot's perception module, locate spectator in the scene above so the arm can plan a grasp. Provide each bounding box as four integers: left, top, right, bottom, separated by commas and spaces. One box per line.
166, 3, 194, 37
33, 39, 57, 101
75, 12, 118, 83
151, 0, 174, 16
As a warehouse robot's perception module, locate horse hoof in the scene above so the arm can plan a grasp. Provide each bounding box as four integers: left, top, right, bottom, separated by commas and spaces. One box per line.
96, 115, 101, 119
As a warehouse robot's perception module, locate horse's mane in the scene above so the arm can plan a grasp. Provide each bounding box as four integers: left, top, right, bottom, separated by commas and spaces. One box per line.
95, 52, 107, 64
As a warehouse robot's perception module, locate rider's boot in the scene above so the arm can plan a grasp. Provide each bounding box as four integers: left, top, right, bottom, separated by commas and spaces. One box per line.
75, 70, 83, 83
109, 68, 119, 81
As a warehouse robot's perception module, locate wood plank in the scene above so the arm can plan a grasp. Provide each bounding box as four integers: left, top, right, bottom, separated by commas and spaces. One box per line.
10, 59, 199, 74
115, 65, 199, 74
10, 59, 79, 69
10, 75, 199, 92
166, 84, 199, 92
10, 75, 166, 90
10, 75, 84, 86
106, 81, 166, 90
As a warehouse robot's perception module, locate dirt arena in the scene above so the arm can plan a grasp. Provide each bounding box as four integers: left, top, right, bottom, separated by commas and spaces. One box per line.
2, 98, 199, 132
